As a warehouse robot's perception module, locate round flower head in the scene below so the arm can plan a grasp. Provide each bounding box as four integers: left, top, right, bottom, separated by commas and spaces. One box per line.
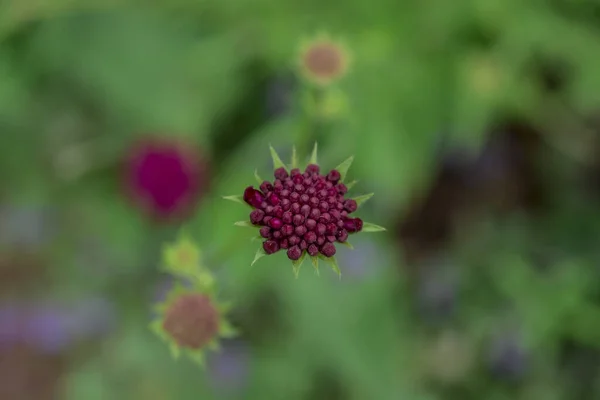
150, 282, 236, 366
122, 136, 210, 222
298, 33, 351, 86
224, 143, 386, 278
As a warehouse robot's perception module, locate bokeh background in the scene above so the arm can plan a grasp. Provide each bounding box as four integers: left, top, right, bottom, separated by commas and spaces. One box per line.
2, 0, 600, 399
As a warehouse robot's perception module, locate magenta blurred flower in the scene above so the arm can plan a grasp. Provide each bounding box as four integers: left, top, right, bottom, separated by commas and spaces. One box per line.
122, 137, 210, 222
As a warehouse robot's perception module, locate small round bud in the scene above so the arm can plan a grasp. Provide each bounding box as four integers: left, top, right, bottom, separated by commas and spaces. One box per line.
290, 168, 301, 176
300, 204, 311, 216
327, 170, 341, 183
336, 229, 349, 243
260, 181, 273, 193
289, 235, 300, 246
305, 218, 317, 230
250, 209, 265, 225
281, 224, 294, 236
295, 225, 307, 237
274, 167, 288, 180
305, 231, 317, 243
268, 217, 283, 229
282, 211, 293, 224
305, 164, 320, 175
320, 242, 337, 257
300, 240, 308, 250
310, 208, 321, 219
307, 244, 319, 256
259, 226, 271, 238
268, 193, 280, 206
293, 214, 305, 226
287, 246, 302, 260
336, 183, 348, 194
281, 199, 291, 211
243, 186, 264, 208
263, 240, 280, 254
300, 194, 310, 204
316, 223, 327, 235
280, 239, 289, 249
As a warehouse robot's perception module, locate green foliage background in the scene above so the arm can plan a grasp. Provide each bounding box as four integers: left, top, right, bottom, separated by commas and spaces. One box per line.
2, 0, 600, 399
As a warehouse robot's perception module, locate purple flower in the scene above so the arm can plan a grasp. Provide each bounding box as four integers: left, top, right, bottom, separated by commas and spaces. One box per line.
207, 339, 251, 396
22, 305, 74, 354
0, 304, 21, 349
122, 136, 210, 222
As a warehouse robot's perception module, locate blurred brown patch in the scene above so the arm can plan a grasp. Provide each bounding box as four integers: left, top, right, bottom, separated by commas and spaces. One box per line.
0, 250, 47, 296
0, 345, 65, 400
397, 117, 544, 266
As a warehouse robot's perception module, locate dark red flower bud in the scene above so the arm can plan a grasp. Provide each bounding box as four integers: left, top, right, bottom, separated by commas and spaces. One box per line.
307, 244, 319, 256
305, 218, 317, 230
320, 242, 337, 257
343, 217, 363, 233
260, 181, 273, 193
287, 246, 302, 260
336, 183, 348, 194
263, 240, 280, 254
274, 167, 288, 180
244, 187, 264, 208
305, 164, 320, 175
250, 209, 265, 225
327, 170, 341, 183
305, 231, 317, 243
268, 217, 283, 229
281, 224, 294, 236
260, 226, 271, 238
336, 229, 349, 243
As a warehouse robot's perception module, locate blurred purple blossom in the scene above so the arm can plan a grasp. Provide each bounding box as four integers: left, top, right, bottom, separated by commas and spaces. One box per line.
0, 304, 21, 349
0, 297, 116, 354
207, 338, 251, 397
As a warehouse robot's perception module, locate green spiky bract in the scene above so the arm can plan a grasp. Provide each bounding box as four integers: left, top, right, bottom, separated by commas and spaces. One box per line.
226, 143, 386, 278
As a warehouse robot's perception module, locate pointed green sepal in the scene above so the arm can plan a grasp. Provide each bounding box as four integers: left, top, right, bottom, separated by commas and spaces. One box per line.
340, 241, 354, 249
309, 142, 318, 165
333, 155, 354, 182
292, 252, 307, 278
169, 343, 181, 359
353, 193, 374, 208
269, 144, 288, 171
250, 235, 262, 242
251, 247, 267, 266
319, 255, 341, 279
361, 222, 387, 232
254, 169, 263, 185
223, 195, 245, 205
345, 180, 358, 190
234, 221, 255, 228
188, 350, 206, 367
310, 256, 320, 275
291, 146, 298, 169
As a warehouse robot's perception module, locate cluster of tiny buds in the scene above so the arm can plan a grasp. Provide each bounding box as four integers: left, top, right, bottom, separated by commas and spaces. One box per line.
243, 164, 363, 260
